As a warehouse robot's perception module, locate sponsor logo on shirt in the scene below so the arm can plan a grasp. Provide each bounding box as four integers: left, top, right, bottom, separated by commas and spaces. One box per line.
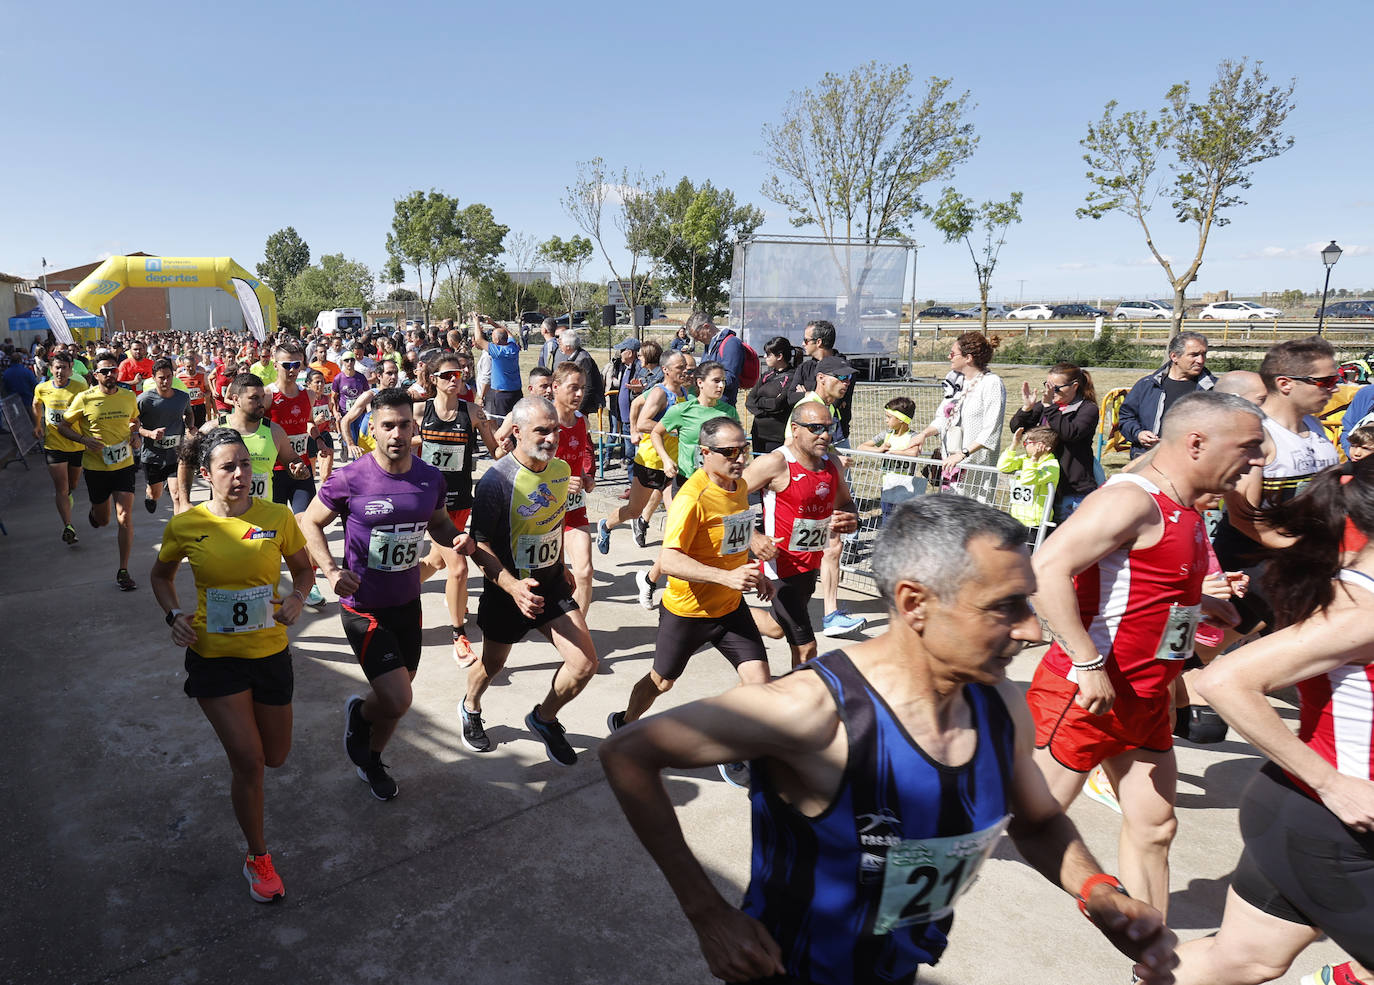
857, 808, 903, 846
815, 481, 832, 499
241, 527, 278, 540
517, 483, 557, 517
365, 499, 395, 517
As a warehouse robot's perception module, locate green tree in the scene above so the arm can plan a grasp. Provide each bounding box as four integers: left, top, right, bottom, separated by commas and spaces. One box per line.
440, 203, 509, 322
927, 189, 1023, 331
384, 189, 461, 327
256, 227, 311, 295
536, 235, 594, 319
387, 288, 419, 301
564, 158, 662, 335
643, 178, 764, 316
279, 254, 376, 326
1077, 58, 1297, 337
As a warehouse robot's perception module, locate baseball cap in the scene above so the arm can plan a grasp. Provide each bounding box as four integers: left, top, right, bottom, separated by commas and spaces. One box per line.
817, 355, 856, 378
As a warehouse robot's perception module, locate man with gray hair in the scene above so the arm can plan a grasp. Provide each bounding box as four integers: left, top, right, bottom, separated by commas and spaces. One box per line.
1118, 331, 1215, 459
1027, 390, 1265, 918
601, 494, 1178, 985
550, 328, 603, 416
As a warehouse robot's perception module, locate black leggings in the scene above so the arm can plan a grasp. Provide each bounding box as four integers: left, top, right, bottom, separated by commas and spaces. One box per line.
1231, 763, 1374, 965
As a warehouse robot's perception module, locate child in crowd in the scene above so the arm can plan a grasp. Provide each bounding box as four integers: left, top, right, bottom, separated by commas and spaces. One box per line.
1348, 423, 1374, 462
995, 426, 1060, 545
862, 397, 922, 523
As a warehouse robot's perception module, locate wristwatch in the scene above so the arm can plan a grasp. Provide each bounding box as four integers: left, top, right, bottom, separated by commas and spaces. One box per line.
165, 609, 183, 626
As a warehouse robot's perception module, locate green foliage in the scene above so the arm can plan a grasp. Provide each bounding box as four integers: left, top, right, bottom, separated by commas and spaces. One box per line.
387, 288, 419, 301
641, 177, 765, 316
565, 158, 662, 322
385, 189, 461, 325
256, 227, 311, 295
537, 235, 594, 316
441, 202, 509, 321
926, 188, 1023, 330
279, 254, 376, 327
996, 327, 1146, 368
1278, 288, 1305, 307
761, 62, 977, 242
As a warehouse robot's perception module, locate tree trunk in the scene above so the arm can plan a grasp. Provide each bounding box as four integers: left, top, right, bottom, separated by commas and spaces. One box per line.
1171, 284, 1187, 338
979, 283, 990, 333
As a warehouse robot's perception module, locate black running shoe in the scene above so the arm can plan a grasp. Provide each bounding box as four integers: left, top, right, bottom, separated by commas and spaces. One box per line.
525, 706, 577, 766
343, 695, 372, 768
356, 760, 398, 801
606, 710, 626, 734
631, 517, 648, 549
61, 524, 77, 545
459, 702, 491, 753
144, 497, 157, 514
116, 568, 137, 591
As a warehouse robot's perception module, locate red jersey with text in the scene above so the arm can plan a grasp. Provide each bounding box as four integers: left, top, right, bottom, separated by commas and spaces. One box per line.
178, 370, 208, 407
762, 446, 841, 579
268, 385, 313, 470
557, 412, 594, 526
1040, 473, 1208, 698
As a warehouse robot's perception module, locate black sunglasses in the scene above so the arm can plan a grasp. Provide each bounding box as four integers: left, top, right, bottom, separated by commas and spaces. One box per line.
278, 360, 302, 371
94, 367, 118, 375
1048, 382, 1074, 393
792, 420, 832, 435
705, 445, 747, 461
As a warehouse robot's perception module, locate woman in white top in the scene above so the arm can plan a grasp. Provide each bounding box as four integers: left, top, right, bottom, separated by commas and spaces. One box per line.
908, 331, 1006, 496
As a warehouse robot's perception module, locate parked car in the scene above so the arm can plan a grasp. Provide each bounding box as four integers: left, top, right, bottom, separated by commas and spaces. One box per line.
1051, 303, 1108, 319
551, 310, 589, 328
1315, 300, 1374, 319
1198, 300, 1281, 320
1007, 304, 1054, 320
1113, 300, 1172, 320
957, 303, 1012, 319
917, 305, 971, 319
519, 310, 546, 327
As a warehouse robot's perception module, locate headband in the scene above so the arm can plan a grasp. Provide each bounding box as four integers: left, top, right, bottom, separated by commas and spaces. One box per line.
887, 410, 912, 426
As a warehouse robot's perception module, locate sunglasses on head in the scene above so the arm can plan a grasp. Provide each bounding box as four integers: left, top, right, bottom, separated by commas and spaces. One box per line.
1288, 374, 1340, 388
792, 420, 832, 435
705, 445, 747, 461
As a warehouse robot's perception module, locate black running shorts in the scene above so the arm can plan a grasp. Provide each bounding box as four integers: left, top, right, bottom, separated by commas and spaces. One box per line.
45, 448, 83, 468
653, 601, 766, 681
84, 464, 135, 504
184, 646, 293, 705
770, 570, 819, 648
632, 461, 667, 491
341, 598, 423, 681
476, 573, 578, 644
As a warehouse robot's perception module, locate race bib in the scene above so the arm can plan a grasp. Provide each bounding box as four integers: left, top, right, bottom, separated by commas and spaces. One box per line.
788, 516, 831, 553
249, 473, 270, 498
721, 511, 753, 556
872, 815, 1009, 934
287, 432, 309, 456
516, 529, 562, 572
47, 407, 64, 425
1009, 482, 1036, 506
187, 388, 202, 401
368, 524, 426, 572
566, 488, 586, 512
102, 441, 131, 466
153, 435, 181, 449
422, 440, 466, 472
1155, 603, 1201, 660
205, 585, 273, 635
312, 403, 331, 422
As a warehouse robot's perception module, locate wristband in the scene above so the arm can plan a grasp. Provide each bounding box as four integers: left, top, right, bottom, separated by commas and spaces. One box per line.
1072, 655, 1107, 672
1077, 873, 1127, 916
290, 589, 306, 603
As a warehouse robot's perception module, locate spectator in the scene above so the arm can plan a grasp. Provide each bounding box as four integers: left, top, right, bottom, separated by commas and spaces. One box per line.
550, 329, 603, 416
691, 312, 746, 406
606, 338, 644, 460
536, 318, 559, 369
1, 351, 38, 410
744, 336, 799, 454
1118, 331, 1214, 458
470, 315, 523, 418
117, 340, 154, 388
669, 325, 694, 354
908, 331, 1007, 494
787, 319, 855, 438
1009, 362, 1101, 521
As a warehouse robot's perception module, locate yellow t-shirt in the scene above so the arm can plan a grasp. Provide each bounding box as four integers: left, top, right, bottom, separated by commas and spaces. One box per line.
34, 379, 89, 452
662, 468, 754, 619
157, 499, 307, 659
63, 386, 140, 471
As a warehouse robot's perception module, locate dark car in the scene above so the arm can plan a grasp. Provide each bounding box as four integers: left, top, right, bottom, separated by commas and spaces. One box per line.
1051, 303, 1108, 318
917, 305, 971, 319
1315, 300, 1374, 319
519, 311, 546, 326
552, 310, 589, 328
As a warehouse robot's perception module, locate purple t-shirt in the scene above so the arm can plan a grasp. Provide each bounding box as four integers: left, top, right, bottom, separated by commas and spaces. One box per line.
317, 453, 445, 610
332, 370, 370, 414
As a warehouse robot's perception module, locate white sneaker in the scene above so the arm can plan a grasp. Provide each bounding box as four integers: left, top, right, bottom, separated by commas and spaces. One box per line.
635, 569, 656, 610
1082, 765, 1122, 815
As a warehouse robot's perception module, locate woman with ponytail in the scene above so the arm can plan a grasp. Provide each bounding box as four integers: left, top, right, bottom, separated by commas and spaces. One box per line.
1172, 458, 1374, 985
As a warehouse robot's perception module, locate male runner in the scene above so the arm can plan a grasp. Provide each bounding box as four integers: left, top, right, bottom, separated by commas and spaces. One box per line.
550, 362, 597, 615
600, 495, 1178, 985
331, 354, 370, 456
413, 351, 499, 665
57, 352, 141, 590
175, 352, 209, 429
32, 350, 88, 544
743, 400, 860, 668
491, 365, 553, 453
299, 389, 472, 801
137, 358, 194, 514
1028, 391, 1266, 915
459, 397, 600, 766
340, 359, 401, 458
116, 339, 153, 388
606, 417, 774, 789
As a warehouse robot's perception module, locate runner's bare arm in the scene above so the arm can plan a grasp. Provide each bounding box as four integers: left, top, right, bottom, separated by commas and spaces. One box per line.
426, 506, 474, 555
298, 497, 359, 597
269, 421, 304, 468
30, 394, 43, 439
741, 450, 787, 495
659, 547, 761, 593
410, 402, 427, 449
633, 387, 667, 438
650, 421, 676, 477
469, 404, 501, 456
340, 390, 372, 433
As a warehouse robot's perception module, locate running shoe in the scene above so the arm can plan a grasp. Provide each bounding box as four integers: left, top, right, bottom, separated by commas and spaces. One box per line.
635, 569, 657, 610
343, 695, 372, 769
460, 702, 491, 752
88, 508, 99, 528
631, 517, 648, 549
357, 759, 398, 801
116, 568, 137, 592
821, 609, 866, 637
606, 710, 626, 734
144, 497, 157, 514
304, 584, 324, 606
61, 524, 77, 545
718, 761, 751, 788
243, 852, 285, 902
452, 633, 477, 668
1082, 765, 1122, 815
617, 488, 631, 500
596, 518, 611, 555
1300, 963, 1360, 985
525, 706, 577, 766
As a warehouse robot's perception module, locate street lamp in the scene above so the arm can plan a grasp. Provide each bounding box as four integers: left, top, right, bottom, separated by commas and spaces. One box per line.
1318, 240, 1342, 336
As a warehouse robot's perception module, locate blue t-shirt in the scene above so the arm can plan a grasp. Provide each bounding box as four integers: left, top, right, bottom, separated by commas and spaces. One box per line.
489, 341, 522, 391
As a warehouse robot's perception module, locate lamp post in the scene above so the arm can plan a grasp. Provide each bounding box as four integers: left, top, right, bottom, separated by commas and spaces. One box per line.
1318, 240, 1342, 337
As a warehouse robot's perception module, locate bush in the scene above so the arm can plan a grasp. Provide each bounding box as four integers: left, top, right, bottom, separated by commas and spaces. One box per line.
997, 326, 1146, 367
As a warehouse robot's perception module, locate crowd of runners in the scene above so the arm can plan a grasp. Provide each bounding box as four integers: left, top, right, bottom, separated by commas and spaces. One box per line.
10, 312, 1373, 985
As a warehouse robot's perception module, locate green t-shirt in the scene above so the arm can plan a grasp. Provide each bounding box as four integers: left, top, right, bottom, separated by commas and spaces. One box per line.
658, 397, 740, 478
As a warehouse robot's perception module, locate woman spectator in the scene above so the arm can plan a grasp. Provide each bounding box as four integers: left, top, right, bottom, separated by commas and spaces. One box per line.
1009, 362, 1101, 521
669, 325, 694, 354
908, 331, 1006, 496
744, 336, 798, 454
1170, 458, 1374, 985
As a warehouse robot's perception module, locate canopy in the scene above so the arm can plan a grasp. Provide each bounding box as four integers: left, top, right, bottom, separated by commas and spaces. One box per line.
7, 291, 105, 344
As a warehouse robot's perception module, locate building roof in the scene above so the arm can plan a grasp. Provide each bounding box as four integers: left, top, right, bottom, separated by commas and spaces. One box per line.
43, 252, 157, 283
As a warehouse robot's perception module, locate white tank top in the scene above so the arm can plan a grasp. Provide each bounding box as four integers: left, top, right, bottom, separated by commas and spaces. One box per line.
1261, 415, 1338, 505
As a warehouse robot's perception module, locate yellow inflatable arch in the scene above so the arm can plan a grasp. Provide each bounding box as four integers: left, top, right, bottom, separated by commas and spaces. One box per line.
67, 255, 277, 334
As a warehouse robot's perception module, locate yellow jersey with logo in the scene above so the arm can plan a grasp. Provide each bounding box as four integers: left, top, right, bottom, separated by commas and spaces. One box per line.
35, 379, 88, 452
63, 386, 140, 471
157, 499, 307, 659
662, 468, 754, 618
472, 453, 571, 582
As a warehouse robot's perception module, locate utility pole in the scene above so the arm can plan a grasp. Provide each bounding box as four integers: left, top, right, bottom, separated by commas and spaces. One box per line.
1017, 279, 1026, 303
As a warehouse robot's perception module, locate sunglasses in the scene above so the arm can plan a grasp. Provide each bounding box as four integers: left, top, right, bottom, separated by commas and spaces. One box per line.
1287, 374, 1340, 389
94, 367, 118, 375
1048, 382, 1074, 392
278, 360, 302, 371
705, 445, 747, 461
792, 420, 833, 435
828, 373, 854, 383
435, 370, 464, 381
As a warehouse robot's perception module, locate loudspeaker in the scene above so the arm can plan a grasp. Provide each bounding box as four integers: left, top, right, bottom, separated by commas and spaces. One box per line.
634, 304, 652, 327
601, 305, 617, 328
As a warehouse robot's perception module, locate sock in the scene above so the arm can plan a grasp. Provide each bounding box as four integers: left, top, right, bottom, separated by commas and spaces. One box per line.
1335, 963, 1369, 985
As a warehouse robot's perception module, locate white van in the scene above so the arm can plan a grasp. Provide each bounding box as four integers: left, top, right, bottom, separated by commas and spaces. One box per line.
1113, 300, 1172, 320
316, 308, 365, 336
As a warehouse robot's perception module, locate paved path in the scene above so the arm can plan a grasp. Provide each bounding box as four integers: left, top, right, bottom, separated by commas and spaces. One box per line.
1, 452, 1342, 984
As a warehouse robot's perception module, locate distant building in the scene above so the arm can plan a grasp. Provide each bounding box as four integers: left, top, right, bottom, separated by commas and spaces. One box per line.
507, 270, 552, 287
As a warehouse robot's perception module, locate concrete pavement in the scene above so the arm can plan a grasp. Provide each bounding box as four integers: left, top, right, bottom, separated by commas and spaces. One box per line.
0, 451, 1343, 985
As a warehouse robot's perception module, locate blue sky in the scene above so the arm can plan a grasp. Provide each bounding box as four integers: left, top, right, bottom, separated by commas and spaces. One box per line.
7, 0, 1372, 307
